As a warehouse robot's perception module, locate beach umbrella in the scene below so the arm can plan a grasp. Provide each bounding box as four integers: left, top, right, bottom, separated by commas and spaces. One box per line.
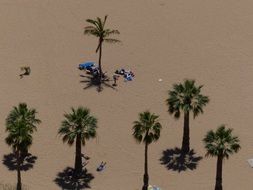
78, 62, 95, 70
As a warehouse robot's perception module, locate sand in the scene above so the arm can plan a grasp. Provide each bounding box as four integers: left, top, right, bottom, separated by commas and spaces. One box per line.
0, 0, 253, 189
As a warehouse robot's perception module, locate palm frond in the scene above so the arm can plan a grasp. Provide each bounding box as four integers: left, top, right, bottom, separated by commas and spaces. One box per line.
96, 17, 104, 31
84, 29, 100, 37
104, 29, 120, 37
102, 15, 108, 28
104, 38, 121, 43
86, 19, 99, 28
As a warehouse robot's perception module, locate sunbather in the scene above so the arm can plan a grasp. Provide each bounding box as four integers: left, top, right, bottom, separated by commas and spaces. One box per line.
97, 161, 106, 171
20, 66, 31, 79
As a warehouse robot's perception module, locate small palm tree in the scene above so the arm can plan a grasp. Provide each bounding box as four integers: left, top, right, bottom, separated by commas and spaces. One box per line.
5, 103, 41, 190
166, 79, 209, 153
133, 111, 162, 190
58, 107, 97, 176
203, 125, 240, 190
84, 15, 120, 83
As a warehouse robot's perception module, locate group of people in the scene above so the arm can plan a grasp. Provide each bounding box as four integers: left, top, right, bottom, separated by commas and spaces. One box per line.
113, 68, 135, 86
86, 65, 100, 77
81, 154, 106, 172
80, 62, 135, 86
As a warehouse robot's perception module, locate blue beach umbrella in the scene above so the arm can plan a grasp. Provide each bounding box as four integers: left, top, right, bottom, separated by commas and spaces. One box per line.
78, 62, 95, 70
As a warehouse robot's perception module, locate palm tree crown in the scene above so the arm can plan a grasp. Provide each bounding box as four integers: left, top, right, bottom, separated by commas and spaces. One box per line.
59, 107, 97, 146
167, 79, 209, 118
203, 125, 241, 158
6, 103, 41, 152
84, 15, 120, 52
133, 111, 162, 144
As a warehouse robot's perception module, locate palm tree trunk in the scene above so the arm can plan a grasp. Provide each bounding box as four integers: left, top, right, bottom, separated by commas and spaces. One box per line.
181, 111, 190, 153
74, 134, 82, 175
16, 150, 22, 190
98, 39, 103, 84
215, 155, 223, 190
142, 142, 149, 190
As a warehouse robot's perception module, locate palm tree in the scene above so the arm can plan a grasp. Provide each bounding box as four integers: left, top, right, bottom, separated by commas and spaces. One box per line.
166, 79, 209, 153
133, 111, 162, 190
84, 15, 120, 83
203, 125, 240, 190
5, 103, 41, 190
58, 107, 97, 176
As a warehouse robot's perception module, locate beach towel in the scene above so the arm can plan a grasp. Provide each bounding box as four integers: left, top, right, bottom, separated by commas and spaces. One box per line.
247, 159, 253, 167
148, 185, 161, 190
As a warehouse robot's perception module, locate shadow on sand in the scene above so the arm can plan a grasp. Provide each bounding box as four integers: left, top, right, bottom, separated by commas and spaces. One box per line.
2, 153, 37, 171
160, 147, 202, 172
80, 74, 116, 92
54, 167, 94, 190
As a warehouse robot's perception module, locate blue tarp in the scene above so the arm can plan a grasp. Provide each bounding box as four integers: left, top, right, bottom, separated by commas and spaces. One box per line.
79, 62, 95, 70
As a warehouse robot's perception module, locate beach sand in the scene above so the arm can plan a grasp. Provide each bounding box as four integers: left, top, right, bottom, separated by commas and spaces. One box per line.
0, 0, 253, 189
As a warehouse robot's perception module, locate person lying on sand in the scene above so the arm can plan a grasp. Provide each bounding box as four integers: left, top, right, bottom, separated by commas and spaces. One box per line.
97, 161, 106, 172
20, 66, 31, 78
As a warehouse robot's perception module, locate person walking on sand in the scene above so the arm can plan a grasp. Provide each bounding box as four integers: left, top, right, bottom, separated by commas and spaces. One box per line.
113, 74, 119, 86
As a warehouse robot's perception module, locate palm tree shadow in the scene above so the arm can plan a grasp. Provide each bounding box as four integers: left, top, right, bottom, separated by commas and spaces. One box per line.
2, 153, 37, 171
54, 167, 94, 190
160, 147, 202, 172
80, 74, 116, 92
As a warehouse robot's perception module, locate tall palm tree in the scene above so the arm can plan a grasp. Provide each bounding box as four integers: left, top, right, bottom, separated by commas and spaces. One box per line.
166, 79, 209, 153
58, 107, 97, 176
84, 15, 120, 83
133, 111, 162, 190
5, 103, 41, 190
203, 125, 240, 190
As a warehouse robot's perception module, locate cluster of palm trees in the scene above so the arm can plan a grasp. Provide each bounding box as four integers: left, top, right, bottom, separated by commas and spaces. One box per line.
4, 16, 240, 190
83, 16, 240, 190
133, 79, 240, 190
5, 104, 97, 190
4, 79, 240, 190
